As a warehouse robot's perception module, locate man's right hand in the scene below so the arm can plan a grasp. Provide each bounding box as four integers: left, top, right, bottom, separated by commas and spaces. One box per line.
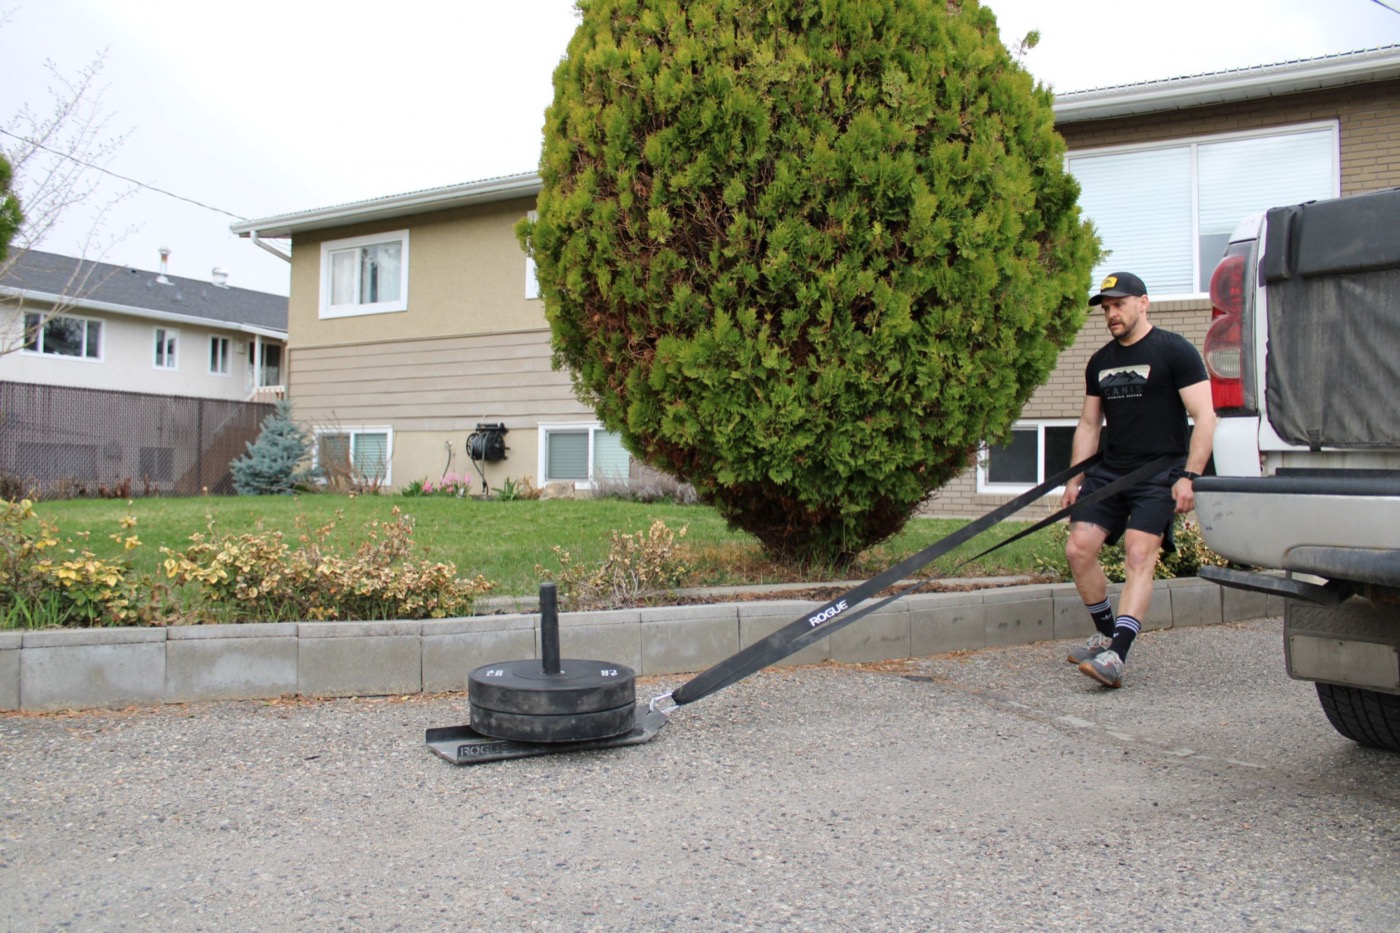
1061, 481, 1081, 511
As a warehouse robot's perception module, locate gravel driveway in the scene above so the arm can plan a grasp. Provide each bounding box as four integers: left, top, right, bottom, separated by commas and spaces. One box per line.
2, 617, 1397, 932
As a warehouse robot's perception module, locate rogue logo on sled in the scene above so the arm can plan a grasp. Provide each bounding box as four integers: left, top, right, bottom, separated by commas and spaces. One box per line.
807, 600, 848, 628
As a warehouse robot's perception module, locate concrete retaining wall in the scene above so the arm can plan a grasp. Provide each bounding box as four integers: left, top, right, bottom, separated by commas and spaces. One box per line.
0, 578, 1281, 712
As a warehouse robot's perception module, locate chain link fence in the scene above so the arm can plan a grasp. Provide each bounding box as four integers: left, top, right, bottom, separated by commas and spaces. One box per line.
0, 381, 273, 498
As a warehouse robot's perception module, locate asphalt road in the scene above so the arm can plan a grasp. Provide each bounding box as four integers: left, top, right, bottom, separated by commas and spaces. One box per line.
2, 617, 1397, 932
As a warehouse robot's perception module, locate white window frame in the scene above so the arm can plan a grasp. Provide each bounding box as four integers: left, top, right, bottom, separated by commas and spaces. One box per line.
21, 312, 103, 362
976, 419, 1079, 495
318, 229, 410, 318
209, 336, 231, 375
313, 426, 393, 486
153, 327, 179, 370
1067, 121, 1340, 302
524, 211, 540, 300
537, 422, 630, 488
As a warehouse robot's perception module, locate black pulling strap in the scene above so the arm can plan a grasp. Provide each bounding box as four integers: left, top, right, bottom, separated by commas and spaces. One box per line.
670, 453, 1175, 706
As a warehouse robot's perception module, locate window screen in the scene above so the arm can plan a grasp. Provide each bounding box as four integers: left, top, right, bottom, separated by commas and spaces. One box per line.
547, 431, 589, 480
353, 433, 389, 480
592, 431, 630, 482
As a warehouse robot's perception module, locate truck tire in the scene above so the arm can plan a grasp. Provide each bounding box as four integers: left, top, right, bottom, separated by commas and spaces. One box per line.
1315, 683, 1400, 752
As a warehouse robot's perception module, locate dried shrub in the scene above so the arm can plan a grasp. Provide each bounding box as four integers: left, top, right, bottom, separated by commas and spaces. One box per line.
0, 470, 33, 503
537, 519, 689, 610
1, 499, 156, 627
96, 478, 132, 499
162, 507, 493, 621
587, 471, 699, 505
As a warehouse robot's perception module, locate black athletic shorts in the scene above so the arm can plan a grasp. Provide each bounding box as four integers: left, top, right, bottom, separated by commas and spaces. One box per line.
1069, 461, 1182, 553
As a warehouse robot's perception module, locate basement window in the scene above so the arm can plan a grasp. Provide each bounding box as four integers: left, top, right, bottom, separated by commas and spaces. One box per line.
538, 423, 630, 487
315, 428, 392, 486
977, 420, 1077, 494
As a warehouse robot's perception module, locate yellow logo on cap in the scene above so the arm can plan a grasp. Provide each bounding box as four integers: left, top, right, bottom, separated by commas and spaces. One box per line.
1101, 275, 1118, 289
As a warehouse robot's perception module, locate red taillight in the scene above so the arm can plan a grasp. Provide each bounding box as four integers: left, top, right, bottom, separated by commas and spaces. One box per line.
1209, 250, 1245, 319
1203, 314, 1244, 409
1204, 246, 1252, 413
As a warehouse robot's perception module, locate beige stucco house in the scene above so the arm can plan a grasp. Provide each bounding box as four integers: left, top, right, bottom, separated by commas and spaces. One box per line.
233, 45, 1400, 510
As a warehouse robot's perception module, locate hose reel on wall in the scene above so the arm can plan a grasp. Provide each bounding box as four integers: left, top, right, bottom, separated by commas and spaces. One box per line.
466, 422, 508, 495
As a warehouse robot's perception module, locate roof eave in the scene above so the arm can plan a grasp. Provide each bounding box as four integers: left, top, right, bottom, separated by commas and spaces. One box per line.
1054, 48, 1400, 123
231, 48, 1400, 235
1, 286, 288, 339
231, 173, 543, 239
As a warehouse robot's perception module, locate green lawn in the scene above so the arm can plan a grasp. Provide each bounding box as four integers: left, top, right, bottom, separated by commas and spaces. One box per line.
31, 494, 1066, 597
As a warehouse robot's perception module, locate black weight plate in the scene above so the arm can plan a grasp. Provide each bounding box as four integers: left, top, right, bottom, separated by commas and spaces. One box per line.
469, 658, 635, 716
469, 701, 637, 743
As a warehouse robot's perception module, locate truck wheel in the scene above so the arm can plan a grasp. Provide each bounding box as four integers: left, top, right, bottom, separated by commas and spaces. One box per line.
1315, 683, 1400, 752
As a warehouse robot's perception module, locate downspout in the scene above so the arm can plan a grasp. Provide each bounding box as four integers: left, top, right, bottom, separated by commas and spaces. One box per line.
249, 230, 292, 263
247, 229, 290, 403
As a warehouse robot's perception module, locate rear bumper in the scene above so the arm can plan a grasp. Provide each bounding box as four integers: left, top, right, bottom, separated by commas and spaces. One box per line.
1194, 473, 1400, 585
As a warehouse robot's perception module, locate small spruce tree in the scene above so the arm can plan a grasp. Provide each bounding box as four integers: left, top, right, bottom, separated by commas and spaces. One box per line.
230, 399, 313, 495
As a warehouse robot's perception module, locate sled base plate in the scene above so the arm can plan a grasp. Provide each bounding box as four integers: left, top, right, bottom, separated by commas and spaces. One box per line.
426, 704, 670, 765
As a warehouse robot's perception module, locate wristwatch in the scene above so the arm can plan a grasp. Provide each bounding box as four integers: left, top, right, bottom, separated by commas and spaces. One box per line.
1178, 470, 1200, 481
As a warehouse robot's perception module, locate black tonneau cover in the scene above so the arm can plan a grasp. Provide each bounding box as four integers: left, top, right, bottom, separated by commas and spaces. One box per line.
1260, 187, 1400, 449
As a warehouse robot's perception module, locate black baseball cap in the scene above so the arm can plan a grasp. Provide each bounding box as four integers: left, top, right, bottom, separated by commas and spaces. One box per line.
1088, 271, 1147, 306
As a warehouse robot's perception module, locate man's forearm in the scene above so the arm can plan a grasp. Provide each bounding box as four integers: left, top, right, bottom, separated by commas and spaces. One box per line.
1185, 413, 1216, 474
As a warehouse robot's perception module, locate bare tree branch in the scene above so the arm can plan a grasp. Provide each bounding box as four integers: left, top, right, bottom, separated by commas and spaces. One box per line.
0, 41, 137, 357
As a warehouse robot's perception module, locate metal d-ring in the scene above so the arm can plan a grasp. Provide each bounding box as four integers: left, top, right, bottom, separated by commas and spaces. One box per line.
648, 691, 678, 716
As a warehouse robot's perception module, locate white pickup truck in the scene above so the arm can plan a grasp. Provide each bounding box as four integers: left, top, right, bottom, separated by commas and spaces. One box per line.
1193, 187, 1400, 753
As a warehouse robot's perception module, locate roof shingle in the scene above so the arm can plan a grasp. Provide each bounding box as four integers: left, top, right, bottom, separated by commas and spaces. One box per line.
1, 249, 287, 332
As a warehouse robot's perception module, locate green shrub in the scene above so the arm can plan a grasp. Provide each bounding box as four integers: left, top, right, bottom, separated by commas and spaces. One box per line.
1034, 517, 1229, 583
495, 476, 542, 501
521, 0, 1097, 566
400, 473, 472, 498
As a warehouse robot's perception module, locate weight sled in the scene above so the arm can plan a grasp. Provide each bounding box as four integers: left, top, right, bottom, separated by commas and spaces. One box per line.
426, 455, 1170, 766
425, 704, 670, 765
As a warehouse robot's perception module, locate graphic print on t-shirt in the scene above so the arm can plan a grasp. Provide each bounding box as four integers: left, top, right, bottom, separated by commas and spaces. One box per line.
1098, 364, 1150, 400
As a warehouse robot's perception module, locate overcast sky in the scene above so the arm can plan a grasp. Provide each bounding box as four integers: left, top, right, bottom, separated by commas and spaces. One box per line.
3, 0, 1399, 297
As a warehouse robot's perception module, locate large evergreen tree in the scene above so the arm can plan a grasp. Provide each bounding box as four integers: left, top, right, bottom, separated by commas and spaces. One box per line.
521, 0, 1099, 564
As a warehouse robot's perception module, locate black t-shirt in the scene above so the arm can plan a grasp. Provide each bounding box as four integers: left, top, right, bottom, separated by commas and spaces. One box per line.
1084, 327, 1208, 471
